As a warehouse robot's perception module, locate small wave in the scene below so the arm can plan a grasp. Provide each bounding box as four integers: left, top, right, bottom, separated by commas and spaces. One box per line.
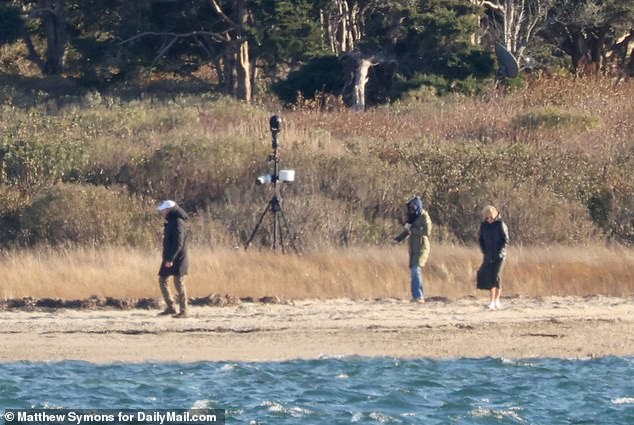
612, 397, 634, 405
500, 358, 538, 367
350, 411, 401, 424
190, 399, 211, 409
318, 354, 353, 360
260, 401, 312, 417
471, 406, 526, 423
37, 402, 64, 409
369, 411, 400, 423
335, 373, 349, 379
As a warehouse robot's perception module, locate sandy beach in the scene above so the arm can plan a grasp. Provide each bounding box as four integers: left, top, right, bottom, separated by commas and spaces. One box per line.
1, 296, 633, 363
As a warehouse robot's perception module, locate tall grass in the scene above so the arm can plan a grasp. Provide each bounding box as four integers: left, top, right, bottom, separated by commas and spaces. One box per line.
1, 244, 632, 301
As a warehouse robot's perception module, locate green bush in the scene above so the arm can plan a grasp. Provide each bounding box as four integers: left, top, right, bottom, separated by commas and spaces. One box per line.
388, 139, 606, 245
512, 107, 602, 131
0, 123, 86, 192
122, 136, 266, 208
588, 149, 634, 246
20, 184, 156, 247
392, 72, 490, 99
469, 179, 599, 244
272, 56, 346, 104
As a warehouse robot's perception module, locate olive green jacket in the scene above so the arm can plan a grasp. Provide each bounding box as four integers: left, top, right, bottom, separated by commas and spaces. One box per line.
394, 211, 432, 268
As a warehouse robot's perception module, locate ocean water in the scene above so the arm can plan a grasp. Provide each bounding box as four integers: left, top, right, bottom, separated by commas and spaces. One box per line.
1, 357, 634, 424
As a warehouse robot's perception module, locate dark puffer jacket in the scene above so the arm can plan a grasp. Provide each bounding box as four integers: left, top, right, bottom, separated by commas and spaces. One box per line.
158, 206, 189, 276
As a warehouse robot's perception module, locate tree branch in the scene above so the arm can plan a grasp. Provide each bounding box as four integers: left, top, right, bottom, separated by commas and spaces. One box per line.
477, 0, 505, 13
150, 37, 178, 69
22, 35, 45, 72
209, 0, 240, 31
27, 7, 55, 19
119, 31, 226, 46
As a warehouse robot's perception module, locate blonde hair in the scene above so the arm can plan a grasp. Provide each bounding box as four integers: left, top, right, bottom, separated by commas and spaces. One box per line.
482, 205, 499, 220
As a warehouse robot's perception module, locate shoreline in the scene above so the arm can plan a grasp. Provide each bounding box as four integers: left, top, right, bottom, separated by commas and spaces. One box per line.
1, 296, 633, 363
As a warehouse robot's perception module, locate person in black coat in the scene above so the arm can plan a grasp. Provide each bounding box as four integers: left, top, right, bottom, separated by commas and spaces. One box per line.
477, 205, 509, 310
157, 200, 189, 318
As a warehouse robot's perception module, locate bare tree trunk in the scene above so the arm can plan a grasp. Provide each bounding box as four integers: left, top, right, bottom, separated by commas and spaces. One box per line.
209, 0, 252, 102
321, 0, 373, 55
250, 61, 258, 98
223, 43, 236, 96
471, 14, 482, 45
41, 0, 66, 75
213, 55, 225, 86
339, 0, 349, 52
237, 39, 251, 102
24, 0, 66, 74
472, 0, 549, 62
622, 31, 634, 76
22, 35, 45, 72
352, 57, 375, 111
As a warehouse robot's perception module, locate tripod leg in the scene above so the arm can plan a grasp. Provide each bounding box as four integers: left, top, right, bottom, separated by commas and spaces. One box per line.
276, 211, 286, 254
245, 202, 271, 250
278, 207, 300, 254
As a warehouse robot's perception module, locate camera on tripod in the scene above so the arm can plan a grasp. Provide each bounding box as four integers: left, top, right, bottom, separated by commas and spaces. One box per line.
270, 114, 281, 133
255, 115, 295, 185
245, 115, 299, 253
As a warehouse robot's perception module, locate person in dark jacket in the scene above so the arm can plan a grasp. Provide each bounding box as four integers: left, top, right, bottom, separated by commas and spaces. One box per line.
477, 205, 509, 310
157, 200, 189, 318
394, 197, 432, 303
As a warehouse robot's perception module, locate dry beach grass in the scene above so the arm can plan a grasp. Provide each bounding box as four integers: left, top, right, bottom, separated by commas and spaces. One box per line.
1, 244, 633, 301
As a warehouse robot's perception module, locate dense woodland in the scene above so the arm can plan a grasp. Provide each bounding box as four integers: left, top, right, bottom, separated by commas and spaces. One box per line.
1, 0, 633, 105
0, 1, 633, 251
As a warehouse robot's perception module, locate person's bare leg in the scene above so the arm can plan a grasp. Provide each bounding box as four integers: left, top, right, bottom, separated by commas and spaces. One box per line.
488, 288, 497, 309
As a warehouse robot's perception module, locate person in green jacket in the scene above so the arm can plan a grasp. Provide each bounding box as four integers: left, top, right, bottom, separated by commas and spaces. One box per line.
394, 197, 432, 303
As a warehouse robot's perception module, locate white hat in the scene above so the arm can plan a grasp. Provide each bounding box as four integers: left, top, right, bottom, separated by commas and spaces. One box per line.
157, 200, 177, 211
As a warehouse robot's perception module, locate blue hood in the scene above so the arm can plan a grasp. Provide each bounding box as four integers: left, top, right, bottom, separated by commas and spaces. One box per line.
407, 197, 424, 222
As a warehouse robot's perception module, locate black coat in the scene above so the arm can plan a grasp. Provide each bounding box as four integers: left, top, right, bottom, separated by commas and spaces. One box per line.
478, 219, 509, 263
158, 207, 189, 277
477, 218, 509, 290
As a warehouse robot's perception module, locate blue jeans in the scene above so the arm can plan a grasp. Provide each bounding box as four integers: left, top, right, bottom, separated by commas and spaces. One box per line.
410, 266, 424, 300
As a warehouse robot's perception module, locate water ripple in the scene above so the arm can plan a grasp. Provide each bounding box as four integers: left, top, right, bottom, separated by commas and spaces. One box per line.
1, 357, 633, 424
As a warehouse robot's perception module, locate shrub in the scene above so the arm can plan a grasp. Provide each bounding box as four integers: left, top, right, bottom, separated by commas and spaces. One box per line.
1, 75, 632, 249
392, 72, 490, 99
20, 184, 156, 247
472, 179, 599, 245
512, 107, 602, 131
272, 56, 346, 104
0, 125, 86, 192
122, 136, 266, 209
588, 149, 634, 246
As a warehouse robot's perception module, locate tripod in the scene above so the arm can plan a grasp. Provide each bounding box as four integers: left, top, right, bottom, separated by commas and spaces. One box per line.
244, 116, 299, 253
